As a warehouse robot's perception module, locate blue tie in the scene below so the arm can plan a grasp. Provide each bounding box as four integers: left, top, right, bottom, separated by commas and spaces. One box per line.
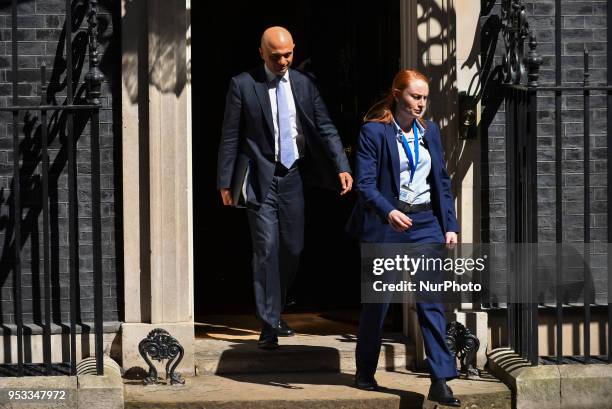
276, 76, 296, 169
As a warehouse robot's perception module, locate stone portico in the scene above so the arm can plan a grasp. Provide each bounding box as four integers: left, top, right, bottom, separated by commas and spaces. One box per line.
116, 0, 486, 377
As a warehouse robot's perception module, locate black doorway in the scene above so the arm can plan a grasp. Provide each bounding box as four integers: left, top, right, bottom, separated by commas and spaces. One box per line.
192, 0, 400, 317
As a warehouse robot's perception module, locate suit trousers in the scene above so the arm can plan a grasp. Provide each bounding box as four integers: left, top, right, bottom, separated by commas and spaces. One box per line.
355, 209, 458, 381
247, 164, 304, 328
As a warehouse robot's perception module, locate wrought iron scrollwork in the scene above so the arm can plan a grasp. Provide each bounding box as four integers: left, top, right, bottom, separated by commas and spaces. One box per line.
501, 0, 541, 86
445, 322, 480, 378
85, 0, 104, 105
501, 0, 529, 84
138, 329, 185, 385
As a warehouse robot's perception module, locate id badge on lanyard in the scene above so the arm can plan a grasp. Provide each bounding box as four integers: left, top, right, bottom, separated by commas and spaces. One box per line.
399, 120, 420, 204
400, 183, 417, 204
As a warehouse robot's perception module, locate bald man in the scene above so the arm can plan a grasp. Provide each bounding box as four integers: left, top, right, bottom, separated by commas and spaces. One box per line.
217, 27, 352, 349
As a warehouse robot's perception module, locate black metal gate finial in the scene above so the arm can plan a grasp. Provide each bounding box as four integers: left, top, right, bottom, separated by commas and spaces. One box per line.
138, 329, 185, 385
525, 34, 542, 87
85, 0, 104, 105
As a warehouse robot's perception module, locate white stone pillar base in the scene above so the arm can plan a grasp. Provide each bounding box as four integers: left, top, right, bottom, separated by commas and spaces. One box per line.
447, 310, 488, 369
121, 322, 195, 377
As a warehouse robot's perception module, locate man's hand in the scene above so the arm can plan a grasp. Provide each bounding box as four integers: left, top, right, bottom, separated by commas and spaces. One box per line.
338, 172, 353, 195
387, 209, 412, 232
445, 232, 458, 248
220, 188, 234, 206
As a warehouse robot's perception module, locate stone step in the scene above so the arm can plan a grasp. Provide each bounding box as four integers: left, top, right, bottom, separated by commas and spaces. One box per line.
124, 370, 512, 409
195, 333, 414, 375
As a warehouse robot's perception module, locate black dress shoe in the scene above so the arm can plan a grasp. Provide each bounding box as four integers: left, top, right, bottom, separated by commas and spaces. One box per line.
258, 325, 279, 349
354, 372, 378, 391
427, 379, 461, 407
275, 320, 295, 337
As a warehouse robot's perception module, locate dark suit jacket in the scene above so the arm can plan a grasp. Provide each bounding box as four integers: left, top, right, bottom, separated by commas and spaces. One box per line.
346, 120, 459, 242
217, 65, 351, 208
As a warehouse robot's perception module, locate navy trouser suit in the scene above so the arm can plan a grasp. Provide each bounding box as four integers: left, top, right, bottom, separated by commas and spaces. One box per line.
355, 209, 457, 380
346, 120, 459, 381
217, 66, 351, 328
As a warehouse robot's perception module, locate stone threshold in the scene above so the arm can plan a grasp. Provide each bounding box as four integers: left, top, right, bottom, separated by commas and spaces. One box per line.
195, 332, 414, 375
124, 370, 511, 409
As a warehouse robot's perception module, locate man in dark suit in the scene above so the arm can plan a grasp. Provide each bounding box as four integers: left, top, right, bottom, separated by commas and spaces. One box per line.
217, 26, 352, 349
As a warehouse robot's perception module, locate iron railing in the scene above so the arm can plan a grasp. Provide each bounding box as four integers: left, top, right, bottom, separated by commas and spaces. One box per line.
0, 0, 105, 376
499, 0, 612, 366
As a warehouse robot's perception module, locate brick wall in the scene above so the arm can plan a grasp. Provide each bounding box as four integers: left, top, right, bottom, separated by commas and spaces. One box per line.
481, 0, 608, 245
0, 0, 121, 325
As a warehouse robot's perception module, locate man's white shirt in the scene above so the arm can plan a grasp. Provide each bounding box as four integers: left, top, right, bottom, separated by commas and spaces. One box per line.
265, 65, 305, 162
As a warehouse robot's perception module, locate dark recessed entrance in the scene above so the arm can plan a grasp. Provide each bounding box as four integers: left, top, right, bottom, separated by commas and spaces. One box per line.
191, 0, 400, 317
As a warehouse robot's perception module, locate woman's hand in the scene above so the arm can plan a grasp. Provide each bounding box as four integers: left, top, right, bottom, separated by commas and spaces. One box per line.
387, 210, 412, 232
445, 232, 458, 246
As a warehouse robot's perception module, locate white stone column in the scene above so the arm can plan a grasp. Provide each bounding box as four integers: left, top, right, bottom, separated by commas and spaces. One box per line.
448, 0, 488, 368
454, 0, 481, 246
401, 0, 487, 370
120, 0, 194, 376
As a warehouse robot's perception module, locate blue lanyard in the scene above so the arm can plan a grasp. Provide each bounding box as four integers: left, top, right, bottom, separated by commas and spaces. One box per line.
399, 120, 420, 184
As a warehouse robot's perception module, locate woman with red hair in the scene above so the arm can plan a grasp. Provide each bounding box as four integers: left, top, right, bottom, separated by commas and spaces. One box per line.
346, 69, 460, 406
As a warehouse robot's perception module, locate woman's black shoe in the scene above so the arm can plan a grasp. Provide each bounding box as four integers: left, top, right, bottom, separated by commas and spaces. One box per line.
354, 372, 378, 391
427, 379, 461, 407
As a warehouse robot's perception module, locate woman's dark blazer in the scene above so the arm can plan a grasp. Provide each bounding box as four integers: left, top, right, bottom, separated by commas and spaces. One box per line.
346, 120, 459, 242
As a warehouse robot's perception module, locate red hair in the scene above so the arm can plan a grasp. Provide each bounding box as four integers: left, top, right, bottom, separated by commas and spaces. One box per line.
363, 69, 429, 127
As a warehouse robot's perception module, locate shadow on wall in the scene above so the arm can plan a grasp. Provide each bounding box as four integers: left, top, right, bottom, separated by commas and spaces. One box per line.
416, 0, 467, 202
475, 0, 506, 130
418, 0, 503, 242
478, 0, 508, 243
417, 0, 504, 242
417, 0, 457, 136
119, 0, 191, 321
0, 0, 121, 351
121, 0, 190, 102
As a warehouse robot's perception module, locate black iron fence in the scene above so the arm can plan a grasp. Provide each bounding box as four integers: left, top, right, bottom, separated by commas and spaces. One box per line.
500, 0, 612, 365
0, 0, 105, 376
